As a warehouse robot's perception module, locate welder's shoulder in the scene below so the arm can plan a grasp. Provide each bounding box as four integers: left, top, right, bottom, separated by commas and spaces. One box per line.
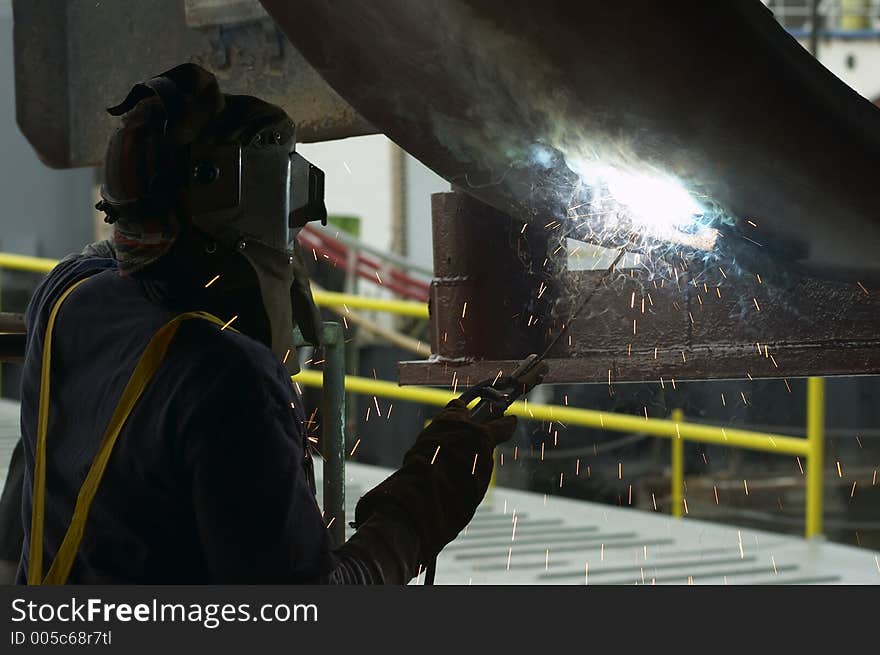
175, 320, 294, 405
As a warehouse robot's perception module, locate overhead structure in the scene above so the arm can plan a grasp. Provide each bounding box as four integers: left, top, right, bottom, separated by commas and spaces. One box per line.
12, 0, 373, 168
260, 0, 880, 275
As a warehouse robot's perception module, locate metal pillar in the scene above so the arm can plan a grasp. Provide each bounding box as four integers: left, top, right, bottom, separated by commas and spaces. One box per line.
670, 408, 684, 518
805, 377, 825, 538
320, 322, 346, 546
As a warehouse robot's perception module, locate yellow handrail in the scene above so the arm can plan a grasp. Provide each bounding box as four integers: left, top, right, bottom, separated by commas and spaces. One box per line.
293, 369, 809, 455
0, 252, 430, 319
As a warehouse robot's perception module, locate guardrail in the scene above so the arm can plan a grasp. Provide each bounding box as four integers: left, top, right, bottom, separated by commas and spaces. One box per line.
0, 250, 826, 538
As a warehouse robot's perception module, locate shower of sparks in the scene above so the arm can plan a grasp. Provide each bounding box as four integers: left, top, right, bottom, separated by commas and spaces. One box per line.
204, 274, 220, 288
220, 315, 238, 330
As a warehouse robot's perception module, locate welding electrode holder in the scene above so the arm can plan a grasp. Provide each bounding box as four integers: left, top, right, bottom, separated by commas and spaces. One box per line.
458, 354, 550, 423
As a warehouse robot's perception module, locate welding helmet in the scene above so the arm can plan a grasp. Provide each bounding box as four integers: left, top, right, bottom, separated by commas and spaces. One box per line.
97, 64, 326, 371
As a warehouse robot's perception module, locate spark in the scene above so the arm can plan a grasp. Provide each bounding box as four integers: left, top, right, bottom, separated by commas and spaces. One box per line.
282, 349, 291, 364
796, 457, 804, 475
850, 481, 857, 498
375, 271, 383, 285
771, 556, 778, 575
471, 453, 479, 475
507, 547, 512, 571
618, 462, 622, 480
349, 438, 361, 457
584, 562, 589, 586
857, 281, 869, 295
837, 461, 843, 478
743, 479, 749, 496
740, 391, 748, 405
721, 393, 726, 407
738, 531, 744, 559
512, 515, 518, 541
431, 445, 441, 464
681, 351, 687, 363
326, 516, 336, 529
342, 160, 352, 174
559, 472, 564, 488
461, 301, 468, 318
873, 469, 877, 486
387, 404, 393, 419
576, 458, 580, 476
714, 485, 719, 505
220, 315, 238, 330
651, 493, 657, 511
784, 378, 792, 393
204, 274, 220, 288
601, 543, 605, 560
719, 266, 727, 279
683, 498, 689, 514
753, 298, 761, 312
633, 319, 637, 335
746, 219, 758, 227
545, 549, 550, 571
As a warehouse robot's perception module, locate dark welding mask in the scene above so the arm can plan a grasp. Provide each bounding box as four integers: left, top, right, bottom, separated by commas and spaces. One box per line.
98, 64, 326, 371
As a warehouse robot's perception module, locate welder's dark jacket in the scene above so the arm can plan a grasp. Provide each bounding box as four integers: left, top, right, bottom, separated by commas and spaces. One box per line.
16, 253, 353, 584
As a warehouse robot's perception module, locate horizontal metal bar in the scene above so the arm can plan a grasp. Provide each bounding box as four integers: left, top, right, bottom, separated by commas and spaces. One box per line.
311, 290, 429, 318
0, 253, 430, 319
0, 253, 57, 274
292, 370, 810, 456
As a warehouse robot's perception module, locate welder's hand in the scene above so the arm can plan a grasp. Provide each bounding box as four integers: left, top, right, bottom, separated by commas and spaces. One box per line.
353, 399, 516, 565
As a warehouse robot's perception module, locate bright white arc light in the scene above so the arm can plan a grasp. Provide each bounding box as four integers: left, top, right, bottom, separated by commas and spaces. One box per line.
569, 160, 718, 250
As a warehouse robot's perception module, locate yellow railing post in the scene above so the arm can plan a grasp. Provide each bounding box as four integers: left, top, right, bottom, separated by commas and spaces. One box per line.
805, 377, 825, 538
670, 408, 684, 518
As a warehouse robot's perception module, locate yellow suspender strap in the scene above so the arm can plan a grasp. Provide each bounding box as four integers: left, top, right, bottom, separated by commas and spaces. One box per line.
28, 278, 228, 585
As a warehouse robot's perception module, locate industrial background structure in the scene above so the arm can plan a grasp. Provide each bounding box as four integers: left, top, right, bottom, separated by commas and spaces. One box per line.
0, 0, 879, 582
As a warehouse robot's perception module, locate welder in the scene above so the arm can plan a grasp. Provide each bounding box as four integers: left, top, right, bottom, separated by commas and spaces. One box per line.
11, 64, 515, 584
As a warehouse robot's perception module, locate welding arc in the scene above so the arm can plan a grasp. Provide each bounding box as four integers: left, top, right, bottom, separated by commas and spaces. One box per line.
537, 244, 629, 362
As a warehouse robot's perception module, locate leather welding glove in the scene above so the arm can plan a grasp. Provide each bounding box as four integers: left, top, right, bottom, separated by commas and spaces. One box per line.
353, 399, 517, 567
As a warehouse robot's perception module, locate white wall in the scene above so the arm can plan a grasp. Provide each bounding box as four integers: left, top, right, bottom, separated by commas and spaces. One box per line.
297, 135, 393, 253
816, 39, 880, 99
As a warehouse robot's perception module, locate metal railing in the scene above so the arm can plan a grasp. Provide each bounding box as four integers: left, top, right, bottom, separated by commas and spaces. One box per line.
766, 0, 880, 37
0, 251, 827, 538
